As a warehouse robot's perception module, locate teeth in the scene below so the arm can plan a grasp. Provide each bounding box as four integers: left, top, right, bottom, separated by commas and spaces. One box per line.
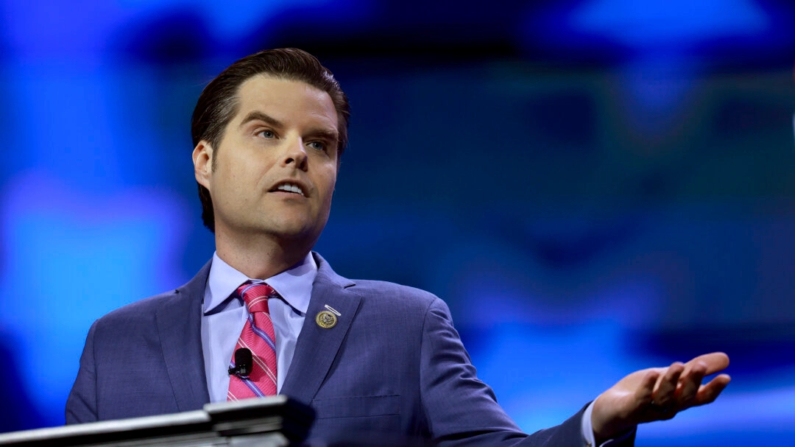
276, 183, 304, 196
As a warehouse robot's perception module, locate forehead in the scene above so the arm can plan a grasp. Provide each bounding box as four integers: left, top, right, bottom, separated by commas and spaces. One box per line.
232, 75, 338, 129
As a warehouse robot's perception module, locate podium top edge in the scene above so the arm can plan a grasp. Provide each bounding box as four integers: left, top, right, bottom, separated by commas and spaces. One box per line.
0, 410, 209, 445
203, 395, 289, 414
0, 395, 313, 446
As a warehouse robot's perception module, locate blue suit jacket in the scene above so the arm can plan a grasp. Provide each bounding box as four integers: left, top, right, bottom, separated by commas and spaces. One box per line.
66, 253, 619, 446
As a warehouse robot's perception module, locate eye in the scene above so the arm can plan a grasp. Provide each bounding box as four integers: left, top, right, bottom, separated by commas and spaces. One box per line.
307, 141, 326, 151
257, 130, 276, 139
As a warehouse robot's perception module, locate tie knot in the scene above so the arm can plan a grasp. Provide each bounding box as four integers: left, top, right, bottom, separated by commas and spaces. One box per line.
236, 282, 277, 314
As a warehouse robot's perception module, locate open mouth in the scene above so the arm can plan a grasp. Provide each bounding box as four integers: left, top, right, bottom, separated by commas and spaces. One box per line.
270, 182, 306, 197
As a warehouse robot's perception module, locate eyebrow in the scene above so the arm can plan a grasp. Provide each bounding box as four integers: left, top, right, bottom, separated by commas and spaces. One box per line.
239, 111, 284, 128
305, 128, 340, 145
240, 110, 339, 144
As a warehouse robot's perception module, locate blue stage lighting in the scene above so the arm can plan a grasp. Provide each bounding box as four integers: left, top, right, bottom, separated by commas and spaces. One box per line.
571, 0, 769, 48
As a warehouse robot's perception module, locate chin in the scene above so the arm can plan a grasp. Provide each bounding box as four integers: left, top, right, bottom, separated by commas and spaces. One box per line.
263, 220, 319, 242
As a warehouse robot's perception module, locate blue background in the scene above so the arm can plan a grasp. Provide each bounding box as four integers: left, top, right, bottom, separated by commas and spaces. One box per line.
0, 0, 794, 445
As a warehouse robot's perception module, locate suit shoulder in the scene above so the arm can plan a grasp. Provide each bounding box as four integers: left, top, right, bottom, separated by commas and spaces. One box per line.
92, 260, 210, 329
94, 288, 183, 328
348, 279, 442, 312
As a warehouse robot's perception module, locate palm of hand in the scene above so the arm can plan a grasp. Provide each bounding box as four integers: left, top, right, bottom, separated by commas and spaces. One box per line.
591, 352, 731, 442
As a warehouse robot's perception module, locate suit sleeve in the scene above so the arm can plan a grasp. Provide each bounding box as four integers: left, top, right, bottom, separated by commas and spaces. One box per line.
65, 320, 99, 424
419, 297, 611, 447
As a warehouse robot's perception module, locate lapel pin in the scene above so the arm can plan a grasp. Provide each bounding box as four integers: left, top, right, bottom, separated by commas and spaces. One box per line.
316, 310, 337, 329
324, 305, 341, 316
316, 305, 341, 329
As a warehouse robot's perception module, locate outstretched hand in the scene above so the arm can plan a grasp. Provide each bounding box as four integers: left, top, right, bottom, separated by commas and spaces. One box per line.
591, 352, 731, 443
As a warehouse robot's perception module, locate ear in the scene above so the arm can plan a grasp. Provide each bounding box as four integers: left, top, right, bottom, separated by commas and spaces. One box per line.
193, 141, 213, 191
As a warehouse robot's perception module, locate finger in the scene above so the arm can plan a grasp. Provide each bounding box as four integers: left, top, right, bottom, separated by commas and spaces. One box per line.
675, 361, 708, 408
691, 374, 732, 407
636, 369, 661, 406
686, 352, 729, 376
652, 362, 685, 407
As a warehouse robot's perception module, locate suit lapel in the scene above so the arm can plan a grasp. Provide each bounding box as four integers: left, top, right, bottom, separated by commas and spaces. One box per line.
281, 253, 361, 404
156, 261, 212, 411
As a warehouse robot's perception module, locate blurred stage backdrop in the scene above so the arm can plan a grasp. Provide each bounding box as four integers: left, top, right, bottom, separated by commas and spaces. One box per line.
0, 0, 794, 445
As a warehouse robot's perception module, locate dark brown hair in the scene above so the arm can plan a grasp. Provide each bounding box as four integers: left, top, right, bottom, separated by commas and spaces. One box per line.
191, 48, 350, 232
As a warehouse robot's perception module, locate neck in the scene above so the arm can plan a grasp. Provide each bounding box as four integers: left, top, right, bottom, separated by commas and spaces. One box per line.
214, 229, 312, 279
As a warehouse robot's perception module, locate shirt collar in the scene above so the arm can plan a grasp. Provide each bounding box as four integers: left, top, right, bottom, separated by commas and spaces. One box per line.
203, 251, 316, 315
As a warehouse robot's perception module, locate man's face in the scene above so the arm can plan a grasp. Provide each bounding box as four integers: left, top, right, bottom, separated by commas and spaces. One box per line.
193, 75, 339, 248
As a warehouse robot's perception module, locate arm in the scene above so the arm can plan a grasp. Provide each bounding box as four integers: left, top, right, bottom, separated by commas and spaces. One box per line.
419, 298, 589, 447
418, 297, 729, 446
65, 320, 99, 424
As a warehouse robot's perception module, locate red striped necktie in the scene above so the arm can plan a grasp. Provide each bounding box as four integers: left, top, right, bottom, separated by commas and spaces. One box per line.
226, 282, 279, 401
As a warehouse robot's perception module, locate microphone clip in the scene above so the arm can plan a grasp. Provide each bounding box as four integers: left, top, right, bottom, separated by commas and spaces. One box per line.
228, 348, 253, 378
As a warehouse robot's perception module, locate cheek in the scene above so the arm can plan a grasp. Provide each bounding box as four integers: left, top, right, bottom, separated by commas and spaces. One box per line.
222, 150, 271, 190
321, 173, 337, 204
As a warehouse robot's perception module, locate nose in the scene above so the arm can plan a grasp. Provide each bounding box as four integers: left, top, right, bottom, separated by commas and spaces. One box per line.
281, 136, 308, 171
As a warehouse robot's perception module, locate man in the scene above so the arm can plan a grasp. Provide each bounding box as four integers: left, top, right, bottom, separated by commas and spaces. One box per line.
65, 48, 730, 446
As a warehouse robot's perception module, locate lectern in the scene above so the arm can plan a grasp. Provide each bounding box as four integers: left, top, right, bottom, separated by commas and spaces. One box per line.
0, 395, 314, 447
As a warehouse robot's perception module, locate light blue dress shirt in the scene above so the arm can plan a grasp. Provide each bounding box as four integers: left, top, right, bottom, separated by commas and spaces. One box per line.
201, 252, 315, 401
199, 251, 614, 446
